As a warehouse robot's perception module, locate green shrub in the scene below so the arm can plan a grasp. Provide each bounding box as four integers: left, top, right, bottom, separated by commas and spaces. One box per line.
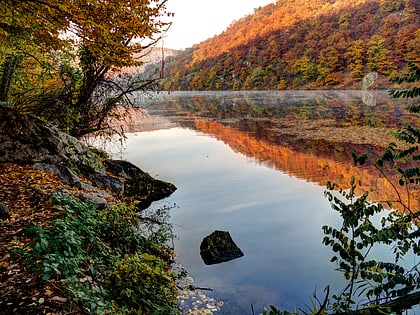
110, 252, 178, 314
21, 192, 179, 314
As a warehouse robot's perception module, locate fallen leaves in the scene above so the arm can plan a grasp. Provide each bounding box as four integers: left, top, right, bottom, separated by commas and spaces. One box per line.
0, 162, 123, 314
0, 163, 69, 314
50, 296, 68, 303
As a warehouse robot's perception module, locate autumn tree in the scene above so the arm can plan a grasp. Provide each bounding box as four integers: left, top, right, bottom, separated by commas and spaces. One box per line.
0, 0, 171, 137
344, 40, 366, 81
293, 55, 318, 84
244, 66, 271, 89
366, 35, 395, 75
0, 0, 68, 106
317, 47, 341, 86
380, 0, 403, 12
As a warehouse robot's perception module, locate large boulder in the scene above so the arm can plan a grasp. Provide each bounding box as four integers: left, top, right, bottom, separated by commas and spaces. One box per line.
200, 230, 244, 265
0, 106, 176, 208
105, 160, 177, 208
88, 173, 125, 196
362, 71, 378, 90
0, 106, 105, 174
33, 163, 81, 188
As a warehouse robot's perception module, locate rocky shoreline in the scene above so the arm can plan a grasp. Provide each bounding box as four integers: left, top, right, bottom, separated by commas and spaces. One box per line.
0, 105, 177, 314
0, 106, 176, 210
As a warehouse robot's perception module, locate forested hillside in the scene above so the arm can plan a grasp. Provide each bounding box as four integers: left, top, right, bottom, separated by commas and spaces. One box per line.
156, 0, 419, 90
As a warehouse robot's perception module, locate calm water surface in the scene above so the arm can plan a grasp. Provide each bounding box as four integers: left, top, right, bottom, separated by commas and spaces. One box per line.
113, 91, 418, 314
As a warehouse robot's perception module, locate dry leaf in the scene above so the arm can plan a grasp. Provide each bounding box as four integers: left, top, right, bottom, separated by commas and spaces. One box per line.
44, 289, 54, 296
50, 296, 68, 303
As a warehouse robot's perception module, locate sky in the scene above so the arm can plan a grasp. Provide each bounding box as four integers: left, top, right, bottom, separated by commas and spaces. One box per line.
161, 0, 275, 50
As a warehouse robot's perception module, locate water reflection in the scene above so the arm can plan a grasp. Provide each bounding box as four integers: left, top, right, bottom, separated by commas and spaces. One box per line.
116, 91, 419, 313
121, 128, 345, 313
140, 90, 417, 130
361, 90, 376, 106
133, 90, 419, 211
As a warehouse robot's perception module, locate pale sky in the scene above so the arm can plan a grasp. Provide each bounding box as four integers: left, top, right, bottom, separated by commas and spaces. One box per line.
161, 0, 275, 50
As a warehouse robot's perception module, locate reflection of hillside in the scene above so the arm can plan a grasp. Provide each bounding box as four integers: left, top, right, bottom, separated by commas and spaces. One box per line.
135, 91, 418, 210
193, 119, 418, 212
108, 107, 176, 133
144, 91, 418, 132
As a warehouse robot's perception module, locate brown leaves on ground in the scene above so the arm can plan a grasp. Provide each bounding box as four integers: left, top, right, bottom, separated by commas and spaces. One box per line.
0, 163, 72, 314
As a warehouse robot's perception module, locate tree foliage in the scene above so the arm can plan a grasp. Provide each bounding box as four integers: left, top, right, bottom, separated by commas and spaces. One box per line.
321, 63, 420, 314
0, 0, 172, 137
158, 0, 419, 90
389, 62, 420, 113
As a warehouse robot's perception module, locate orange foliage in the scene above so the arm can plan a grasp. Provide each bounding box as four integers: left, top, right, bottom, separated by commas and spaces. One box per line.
161, 0, 420, 90
192, 119, 418, 211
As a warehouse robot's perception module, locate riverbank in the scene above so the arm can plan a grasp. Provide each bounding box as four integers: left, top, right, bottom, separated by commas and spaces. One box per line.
0, 106, 179, 314
0, 161, 180, 314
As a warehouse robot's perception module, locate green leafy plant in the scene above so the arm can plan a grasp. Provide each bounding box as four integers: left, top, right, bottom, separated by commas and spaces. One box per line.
110, 252, 178, 314
21, 192, 179, 314
389, 62, 420, 113
260, 305, 287, 315
322, 63, 420, 313
323, 175, 420, 313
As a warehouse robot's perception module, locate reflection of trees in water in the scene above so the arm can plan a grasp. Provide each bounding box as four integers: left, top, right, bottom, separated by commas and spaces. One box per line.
144, 91, 417, 128
191, 119, 417, 212
137, 91, 418, 210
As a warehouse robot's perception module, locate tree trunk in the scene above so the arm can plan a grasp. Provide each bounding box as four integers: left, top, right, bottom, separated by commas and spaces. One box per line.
0, 54, 20, 103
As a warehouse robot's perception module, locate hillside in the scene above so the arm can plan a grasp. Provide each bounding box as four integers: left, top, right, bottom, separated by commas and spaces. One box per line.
156, 0, 419, 90
121, 47, 177, 76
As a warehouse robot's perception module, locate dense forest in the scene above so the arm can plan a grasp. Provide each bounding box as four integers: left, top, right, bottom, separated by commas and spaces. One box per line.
149, 0, 419, 90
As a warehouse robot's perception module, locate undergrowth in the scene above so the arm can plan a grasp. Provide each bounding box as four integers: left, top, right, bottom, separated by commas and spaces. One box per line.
20, 192, 179, 314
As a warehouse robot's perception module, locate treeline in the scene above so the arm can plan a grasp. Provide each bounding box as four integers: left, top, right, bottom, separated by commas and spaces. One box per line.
152, 0, 419, 90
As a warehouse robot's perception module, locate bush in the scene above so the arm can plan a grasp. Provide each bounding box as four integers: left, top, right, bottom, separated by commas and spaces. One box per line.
22, 192, 179, 314
110, 252, 178, 314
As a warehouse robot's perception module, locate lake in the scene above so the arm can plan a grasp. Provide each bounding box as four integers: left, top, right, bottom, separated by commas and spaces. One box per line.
106, 91, 418, 314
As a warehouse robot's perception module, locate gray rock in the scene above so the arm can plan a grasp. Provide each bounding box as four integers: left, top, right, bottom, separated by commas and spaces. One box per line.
362, 72, 378, 90
0, 202, 10, 219
88, 173, 124, 196
362, 91, 376, 107
105, 159, 133, 179
0, 106, 106, 174
33, 163, 81, 188
200, 230, 244, 265
80, 182, 113, 199
80, 193, 109, 210
105, 160, 177, 209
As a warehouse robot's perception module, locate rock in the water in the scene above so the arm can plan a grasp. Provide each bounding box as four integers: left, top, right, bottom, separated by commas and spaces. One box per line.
200, 230, 244, 265
0, 202, 10, 219
105, 160, 177, 209
362, 91, 376, 107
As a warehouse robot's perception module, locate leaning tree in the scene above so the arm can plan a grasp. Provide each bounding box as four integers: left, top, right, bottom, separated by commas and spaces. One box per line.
0, 0, 172, 137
